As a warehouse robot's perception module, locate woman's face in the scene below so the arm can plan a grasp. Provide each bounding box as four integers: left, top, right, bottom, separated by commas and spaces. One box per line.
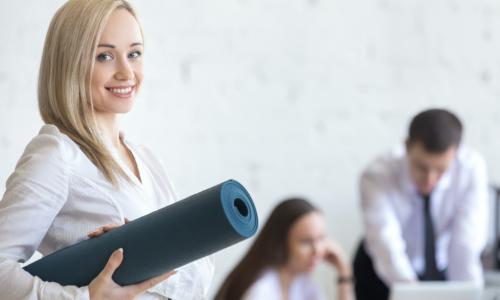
91, 8, 143, 119
286, 211, 327, 274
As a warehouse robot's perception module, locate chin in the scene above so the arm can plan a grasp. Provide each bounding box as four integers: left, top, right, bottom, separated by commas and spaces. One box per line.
109, 102, 135, 114
116, 107, 134, 114
303, 263, 318, 273
418, 187, 433, 195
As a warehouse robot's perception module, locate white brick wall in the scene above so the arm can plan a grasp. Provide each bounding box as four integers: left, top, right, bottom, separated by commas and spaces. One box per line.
1, 0, 499, 298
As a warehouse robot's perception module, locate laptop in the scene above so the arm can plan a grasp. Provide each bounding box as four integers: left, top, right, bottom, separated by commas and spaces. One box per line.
389, 282, 483, 300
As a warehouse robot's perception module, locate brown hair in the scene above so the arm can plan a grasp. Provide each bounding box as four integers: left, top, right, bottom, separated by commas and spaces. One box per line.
407, 108, 463, 153
214, 198, 318, 300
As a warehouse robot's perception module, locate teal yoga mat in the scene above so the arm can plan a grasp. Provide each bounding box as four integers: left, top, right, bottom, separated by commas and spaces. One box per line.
24, 179, 258, 286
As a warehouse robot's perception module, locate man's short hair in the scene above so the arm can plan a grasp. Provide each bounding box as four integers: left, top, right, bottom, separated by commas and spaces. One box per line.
408, 108, 463, 153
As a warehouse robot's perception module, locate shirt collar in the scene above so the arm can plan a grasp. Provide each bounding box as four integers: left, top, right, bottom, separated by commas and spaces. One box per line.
100, 130, 127, 154
399, 149, 455, 200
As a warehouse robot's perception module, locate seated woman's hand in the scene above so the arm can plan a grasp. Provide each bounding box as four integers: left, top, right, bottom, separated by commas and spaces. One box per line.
323, 238, 352, 277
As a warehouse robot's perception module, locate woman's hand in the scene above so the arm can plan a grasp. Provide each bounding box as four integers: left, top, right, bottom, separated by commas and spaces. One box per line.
89, 248, 176, 300
87, 218, 130, 238
324, 239, 354, 300
87, 219, 176, 299
323, 238, 352, 277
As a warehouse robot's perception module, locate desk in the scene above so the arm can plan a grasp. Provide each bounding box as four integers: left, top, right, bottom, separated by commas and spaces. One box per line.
483, 271, 500, 300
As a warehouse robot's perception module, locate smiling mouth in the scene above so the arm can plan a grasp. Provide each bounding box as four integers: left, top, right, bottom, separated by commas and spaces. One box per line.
106, 86, 134, 94
105, 85, 136, 98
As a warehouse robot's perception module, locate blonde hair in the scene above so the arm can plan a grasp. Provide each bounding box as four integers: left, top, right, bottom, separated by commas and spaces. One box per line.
38, 0, 142, 186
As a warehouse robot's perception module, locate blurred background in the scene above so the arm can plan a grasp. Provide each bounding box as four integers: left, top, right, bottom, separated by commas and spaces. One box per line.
1, 0, 499, 298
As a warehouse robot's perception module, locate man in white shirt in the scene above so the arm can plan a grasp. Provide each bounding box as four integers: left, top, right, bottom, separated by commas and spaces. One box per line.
353, 109, 489, 300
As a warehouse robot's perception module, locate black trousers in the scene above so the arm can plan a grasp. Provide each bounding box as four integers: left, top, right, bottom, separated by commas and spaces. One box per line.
353, 241, 389, 300
353, 240, 446, 300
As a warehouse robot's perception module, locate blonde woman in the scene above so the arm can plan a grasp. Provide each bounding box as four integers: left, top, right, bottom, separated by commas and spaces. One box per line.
0, 0, 214, 299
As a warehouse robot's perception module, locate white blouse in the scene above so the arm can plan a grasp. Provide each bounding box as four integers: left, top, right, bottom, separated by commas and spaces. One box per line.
0, 124, 214, 300
242, 269, 326, 300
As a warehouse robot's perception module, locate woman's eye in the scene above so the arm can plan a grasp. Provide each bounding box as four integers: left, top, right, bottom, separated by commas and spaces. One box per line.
128, 50, 142, 59
96, 53, 112, 62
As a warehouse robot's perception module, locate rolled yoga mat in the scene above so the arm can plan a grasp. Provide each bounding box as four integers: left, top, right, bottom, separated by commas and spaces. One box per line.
24, 179, 258, 286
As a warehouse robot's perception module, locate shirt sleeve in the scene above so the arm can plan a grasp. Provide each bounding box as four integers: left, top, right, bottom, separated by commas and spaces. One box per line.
0, 130, 89, 300
359, 166, 418, 285
447, 154, 488, 282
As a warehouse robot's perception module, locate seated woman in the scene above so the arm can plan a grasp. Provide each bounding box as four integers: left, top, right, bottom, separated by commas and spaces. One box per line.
215, 198, 354, 300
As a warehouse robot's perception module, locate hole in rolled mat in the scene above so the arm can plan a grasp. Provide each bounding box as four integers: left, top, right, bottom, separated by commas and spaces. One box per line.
234, 198, 249, 217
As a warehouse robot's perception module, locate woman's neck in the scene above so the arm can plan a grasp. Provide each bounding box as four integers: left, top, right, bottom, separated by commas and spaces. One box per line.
277, 266, 298, 300
95, 113, 121, 149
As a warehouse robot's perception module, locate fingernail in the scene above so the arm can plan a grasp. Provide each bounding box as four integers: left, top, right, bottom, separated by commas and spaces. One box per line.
118, 248, 123, 253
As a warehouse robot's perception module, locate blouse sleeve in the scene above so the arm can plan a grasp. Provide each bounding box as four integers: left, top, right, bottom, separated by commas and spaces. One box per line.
0, 128, 89, 299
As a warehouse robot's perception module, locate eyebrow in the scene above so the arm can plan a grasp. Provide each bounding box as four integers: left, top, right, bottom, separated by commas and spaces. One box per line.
97, 42, 143, 48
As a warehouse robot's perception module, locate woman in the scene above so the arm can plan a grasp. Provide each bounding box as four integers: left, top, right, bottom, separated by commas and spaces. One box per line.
0, 1, 213, 299
215, 198, 354, 300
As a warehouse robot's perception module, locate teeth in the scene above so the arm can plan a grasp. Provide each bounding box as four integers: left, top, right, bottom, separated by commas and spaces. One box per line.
108, 87, 132, 94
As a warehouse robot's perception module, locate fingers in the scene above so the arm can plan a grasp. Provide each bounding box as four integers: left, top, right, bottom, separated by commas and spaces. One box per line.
87, 228, 104, 238
100, 248, 124, 279
326, 238, 344, 255
323, 239, 351, 275
322, 239, 343, 263
87, 223, 123, 238
126, 270, 177, 295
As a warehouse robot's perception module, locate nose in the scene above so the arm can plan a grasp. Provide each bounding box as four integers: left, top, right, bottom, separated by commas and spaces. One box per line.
423, 170, 439, 188
114, 56, 134, 81
311, 241, 321, 257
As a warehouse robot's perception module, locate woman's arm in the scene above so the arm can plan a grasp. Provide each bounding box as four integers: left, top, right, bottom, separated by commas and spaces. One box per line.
0, 129, 176, 300
0, 131, 90, 299
323, 239, 354, 300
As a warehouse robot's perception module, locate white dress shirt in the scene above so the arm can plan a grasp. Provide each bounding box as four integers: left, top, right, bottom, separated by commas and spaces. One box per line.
242, 268, 325, 300
360, 145, 489, 286
0, 124, 214, 300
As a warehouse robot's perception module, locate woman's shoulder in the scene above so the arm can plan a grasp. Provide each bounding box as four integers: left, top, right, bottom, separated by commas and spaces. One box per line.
291, 273, 324, 299
243, 269, 281, 300
21, 124, 80, 163
5, 124, 80, 190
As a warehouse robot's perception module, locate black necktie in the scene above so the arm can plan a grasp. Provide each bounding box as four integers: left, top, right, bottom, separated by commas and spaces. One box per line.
421, 194, 442, 280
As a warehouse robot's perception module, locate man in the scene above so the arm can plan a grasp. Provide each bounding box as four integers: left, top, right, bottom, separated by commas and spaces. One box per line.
353, 109, 489, 300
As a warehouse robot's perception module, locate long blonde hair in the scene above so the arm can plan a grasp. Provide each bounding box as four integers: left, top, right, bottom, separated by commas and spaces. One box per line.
38, 0, 141, 186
